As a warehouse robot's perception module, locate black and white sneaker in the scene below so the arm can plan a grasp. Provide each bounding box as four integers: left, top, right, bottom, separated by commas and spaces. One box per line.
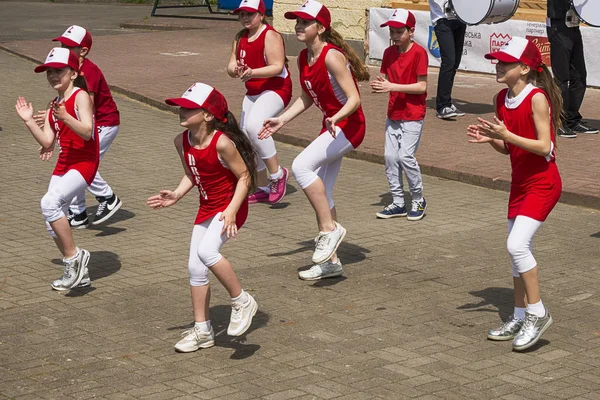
436, 106, 458, 119
571, 122, 599, 134
450, 104, 466, 117
92, 194, 122, 225
67, 210, 89, 229
557, 126, 577, 138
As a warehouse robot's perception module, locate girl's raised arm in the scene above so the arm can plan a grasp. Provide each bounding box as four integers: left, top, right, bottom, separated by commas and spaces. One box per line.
15, 97, 56, 148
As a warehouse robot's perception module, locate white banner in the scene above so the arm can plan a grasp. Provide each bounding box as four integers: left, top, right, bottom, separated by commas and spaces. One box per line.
368, 8, 600, 87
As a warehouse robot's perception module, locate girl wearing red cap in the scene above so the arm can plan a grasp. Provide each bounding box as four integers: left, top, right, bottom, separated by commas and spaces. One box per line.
467, 37, 563, 351
15, 47, 99, 291
259, 0, 370, 280
147, 83, 258, 352
227, 0, 292, 205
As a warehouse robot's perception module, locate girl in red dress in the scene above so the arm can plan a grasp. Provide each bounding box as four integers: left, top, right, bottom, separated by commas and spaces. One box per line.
147, 83, 258, 352
467, 37, 563, 351
259, 0, 371, 281
227, 0, 293, 204
15, 47, 98, 292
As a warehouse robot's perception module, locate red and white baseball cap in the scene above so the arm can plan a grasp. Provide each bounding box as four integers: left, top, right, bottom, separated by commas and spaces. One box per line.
53, 25, 93, 49
485, 36, 542, 69
34, 47, 80, 73
284, 1, 331, 30
165, 83, 229, 122
380, 9, 416, 29
233, 0, 266, 14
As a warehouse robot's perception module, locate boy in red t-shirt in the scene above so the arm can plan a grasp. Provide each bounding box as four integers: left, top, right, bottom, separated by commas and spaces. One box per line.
371, 9, 428, 221
52, 25, 123, 228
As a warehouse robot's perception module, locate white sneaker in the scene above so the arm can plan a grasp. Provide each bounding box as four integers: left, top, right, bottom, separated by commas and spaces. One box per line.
299, 259, 343, 281
51, 248, 89, 291
312, 222, 347, 264
77, 267, 91, 288
227, 293, 258, 336
174, 326, 215, 353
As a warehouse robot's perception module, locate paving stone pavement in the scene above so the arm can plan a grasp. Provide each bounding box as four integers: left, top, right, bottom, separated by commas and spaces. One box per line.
2, 44, 600, 400
2, 1, 599, 209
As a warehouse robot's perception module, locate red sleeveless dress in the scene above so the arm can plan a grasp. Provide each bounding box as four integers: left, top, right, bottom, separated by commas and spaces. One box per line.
237, 24, 293, 106
496, 86, 562, 221
182, 130, 249, 228
298, 44, 366, 149
48, 88, 99, 185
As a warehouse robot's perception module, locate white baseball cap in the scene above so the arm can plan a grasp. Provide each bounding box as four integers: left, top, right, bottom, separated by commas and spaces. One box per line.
485, 36, 543, 70
233, 0, 266, 14
380, 9, 416, 29
284, 1, 331, 30
34, 47, 80, 73
53, 25, 93, 49
165, 83, 229, 122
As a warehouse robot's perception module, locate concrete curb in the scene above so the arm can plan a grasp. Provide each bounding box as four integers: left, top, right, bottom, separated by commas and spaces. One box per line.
3, 44, 598, 211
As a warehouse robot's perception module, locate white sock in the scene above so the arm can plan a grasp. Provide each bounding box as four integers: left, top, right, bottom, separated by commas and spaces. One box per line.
258, 185, 269, 193
64, 248, 80, 262
232, 289, 249, 304
514, 307, 526, 320
194, 320, 211, 332
527, 300, 546, 318
393, 201, 405, 208
270, 167, 283, 181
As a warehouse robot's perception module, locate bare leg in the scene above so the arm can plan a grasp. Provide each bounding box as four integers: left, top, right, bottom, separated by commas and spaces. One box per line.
263, 154, 281, 176
50, 216, 77, 258
520, 266, 541, 305
330, 207, 338, 263
209, 257, 242, 298
513, 276, 527, 308
190, 285, 211, 322
304, 178, 335, 233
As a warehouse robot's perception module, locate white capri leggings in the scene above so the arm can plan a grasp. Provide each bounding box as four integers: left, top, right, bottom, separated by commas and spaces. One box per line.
188, 213, 229, 287
292, 129, 354, 209
507, 215, 543, 277
240, 91, 285, 172
41, 169, 88, 237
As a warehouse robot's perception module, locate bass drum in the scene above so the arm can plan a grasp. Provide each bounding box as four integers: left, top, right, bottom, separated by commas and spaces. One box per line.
572, 0, 600, 27
450, 0, 520, 25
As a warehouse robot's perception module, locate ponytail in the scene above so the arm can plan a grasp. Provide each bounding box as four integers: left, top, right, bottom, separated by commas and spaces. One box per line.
530, 64, 564, 131
74, 71, 89, 93
321, 27, 370, 82
213, 111, 258, 192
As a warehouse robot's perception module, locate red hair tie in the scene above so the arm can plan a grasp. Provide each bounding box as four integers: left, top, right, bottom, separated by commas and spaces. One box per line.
536, 64, 544, 73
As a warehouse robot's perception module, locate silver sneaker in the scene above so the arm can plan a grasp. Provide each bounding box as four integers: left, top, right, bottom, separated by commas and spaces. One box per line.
51, 248, 90, 291
227, 293, 258, 336
312, 222, 347, 264
77, 267, 91, 288
174, 326, 215, 353
512, 310, 553, 351
299, 259, 343, 281
487, 314, 524, 341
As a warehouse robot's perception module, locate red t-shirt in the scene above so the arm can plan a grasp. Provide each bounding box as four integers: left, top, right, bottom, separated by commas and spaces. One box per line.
237, 24, 293, 106
80, 58, 120, 127
182, 130, 248, 228
380, 42, 428, 121
49, 88, 99, 185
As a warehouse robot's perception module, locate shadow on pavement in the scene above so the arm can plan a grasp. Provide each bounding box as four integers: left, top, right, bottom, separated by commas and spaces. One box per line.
167, 304, 268, 359
457, 287, 514, 321
591, 231, 600, 238
512, 339, 550, 353
88, 208, 135, 236
275, 240, 370, 266
427, 97, 496, 116
64, 250, 121, 297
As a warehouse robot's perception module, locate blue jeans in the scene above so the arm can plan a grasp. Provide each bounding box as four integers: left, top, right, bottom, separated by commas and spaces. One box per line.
384, 119, 424, 206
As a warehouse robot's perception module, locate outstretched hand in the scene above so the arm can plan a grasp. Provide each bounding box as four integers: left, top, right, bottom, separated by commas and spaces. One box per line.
258, 117, 283, 139
468, 117, 509, 141
370, 75, 393, 93
15, 97, 34, 122
38, 145, 54, 161
147, 190, 179, 209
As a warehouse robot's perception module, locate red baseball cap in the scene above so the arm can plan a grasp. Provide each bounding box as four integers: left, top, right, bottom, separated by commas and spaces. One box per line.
165, 83, 229, 122
380, 9, 416, 29
53, 25, 93, 50
233, 0, 266, 14
34, 47, 80, 73
284, 1, 331, 30
485, 36, 543, 69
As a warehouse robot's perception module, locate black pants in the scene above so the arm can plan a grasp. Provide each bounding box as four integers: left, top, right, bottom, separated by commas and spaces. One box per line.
547, 19, 587, 127
434, 18, 466, 111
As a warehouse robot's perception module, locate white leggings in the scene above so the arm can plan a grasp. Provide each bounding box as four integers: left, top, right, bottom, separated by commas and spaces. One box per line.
240, 91, 285, 172
41, 170, 88, 237
70, 125, 120, 214
507, 215, 543, 277
188, 213, 229, 287
292, 129, 354, 209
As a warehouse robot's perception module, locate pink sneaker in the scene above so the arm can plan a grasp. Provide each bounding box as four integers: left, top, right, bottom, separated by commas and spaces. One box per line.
268, 167, 289, 204
248, 191, 270, 204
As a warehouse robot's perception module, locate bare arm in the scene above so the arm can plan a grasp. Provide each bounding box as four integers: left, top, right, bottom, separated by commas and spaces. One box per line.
372, 74, 427, 94
249, 30, 286, 79
488, 94, 510, 154
55, 90, 94, 141
325, 49, 361, 125
15, 97, 56, 148
227, 39, 240, 78
505, 93, 552, 156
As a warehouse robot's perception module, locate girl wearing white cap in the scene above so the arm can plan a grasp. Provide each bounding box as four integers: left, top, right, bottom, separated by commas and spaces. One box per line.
467, 37, 563, 351
15, 47, 98, 291
259, 0, 370, 280
148, 83, 258, 352
227, 0, 292, 204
